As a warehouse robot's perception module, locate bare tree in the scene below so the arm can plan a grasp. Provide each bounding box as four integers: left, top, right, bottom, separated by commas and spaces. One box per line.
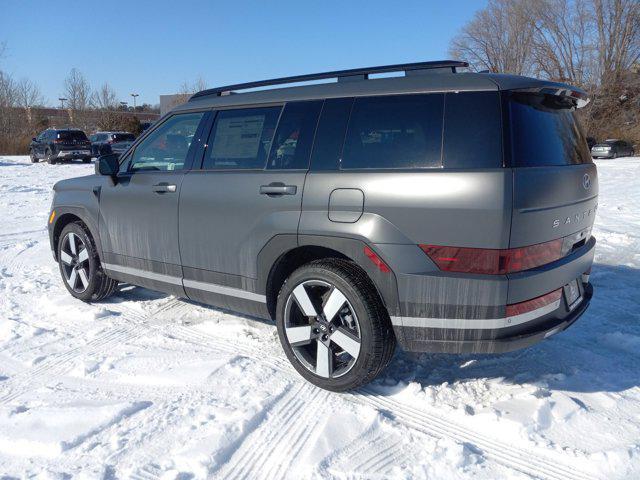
15, 78, 44, 108
63, 68, 91, 110
527, 0, 595, 86
179, 76, 208, 95
169, 76, 209, 109
592, 0, 640, 85
449, 0, 535, 75
0, 70, 16, 108
91, 82, 118, 110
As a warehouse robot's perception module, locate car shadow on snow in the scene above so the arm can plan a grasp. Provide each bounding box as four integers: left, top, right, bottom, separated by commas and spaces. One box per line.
99, 263, 639, 395
374, 263, 640, 395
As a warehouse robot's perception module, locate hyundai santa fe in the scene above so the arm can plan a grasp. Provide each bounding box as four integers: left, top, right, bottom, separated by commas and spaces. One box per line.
48, 61, 597, 391
30, 129, 92, 164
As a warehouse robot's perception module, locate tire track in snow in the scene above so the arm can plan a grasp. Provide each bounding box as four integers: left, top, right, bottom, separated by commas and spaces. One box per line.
214, 381, 326, 480
167, 316, 599, 480
0, 299, 183, 404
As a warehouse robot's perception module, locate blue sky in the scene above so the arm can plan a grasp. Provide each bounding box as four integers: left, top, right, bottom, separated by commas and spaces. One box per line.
1, 0, 486, 106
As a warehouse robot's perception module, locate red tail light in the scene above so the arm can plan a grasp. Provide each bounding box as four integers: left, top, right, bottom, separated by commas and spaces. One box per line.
506, 288, 561, 317
419, 239, 563, 275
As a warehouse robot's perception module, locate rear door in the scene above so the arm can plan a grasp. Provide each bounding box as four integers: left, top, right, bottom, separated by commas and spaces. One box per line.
179, 101, 322, 311
98, 112, 207, 295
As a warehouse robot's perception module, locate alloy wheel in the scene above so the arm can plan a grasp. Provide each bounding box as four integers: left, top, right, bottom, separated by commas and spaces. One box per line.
284, 280, 361, 378
60, 232, 90, 293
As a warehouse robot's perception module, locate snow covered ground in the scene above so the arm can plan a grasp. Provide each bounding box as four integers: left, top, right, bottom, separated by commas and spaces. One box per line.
0, 155, 638, 480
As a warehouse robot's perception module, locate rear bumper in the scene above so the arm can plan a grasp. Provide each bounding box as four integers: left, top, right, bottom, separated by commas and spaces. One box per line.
394, 283, 592, 353
389, 237, 596, 353
55, 149, 92, 159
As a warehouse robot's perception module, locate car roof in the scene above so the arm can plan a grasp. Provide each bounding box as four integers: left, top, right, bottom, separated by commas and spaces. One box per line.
177, 69, 587, 113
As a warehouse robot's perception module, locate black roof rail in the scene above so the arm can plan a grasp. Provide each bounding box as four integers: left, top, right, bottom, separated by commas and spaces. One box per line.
190, 60, 468, 100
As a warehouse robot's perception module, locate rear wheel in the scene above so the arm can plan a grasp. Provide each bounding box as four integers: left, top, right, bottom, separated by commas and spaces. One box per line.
82, 157, 91, 163
276, 259, 395, 391
57, 222, 118, 302
46, 149, 56, 164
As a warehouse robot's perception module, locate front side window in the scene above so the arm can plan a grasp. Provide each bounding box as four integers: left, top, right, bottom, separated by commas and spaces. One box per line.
203, 106, 281, 170
266, 101, 322, 170
129, 112, 204, 172
342, 94, 444, 169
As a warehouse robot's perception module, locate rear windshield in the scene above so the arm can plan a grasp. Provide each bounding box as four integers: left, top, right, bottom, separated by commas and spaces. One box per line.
113, 133, 135, 142
57, 130, 88, 141
507, 92, 591, 167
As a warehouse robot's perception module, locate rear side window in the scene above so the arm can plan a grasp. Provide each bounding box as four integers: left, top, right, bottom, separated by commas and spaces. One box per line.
309, 97, 353, 170
507, 92, 591, 166
267, 101, 322, 170
341, 94, 444, 169
443, 91, 502, 169
203, 106, 281, 170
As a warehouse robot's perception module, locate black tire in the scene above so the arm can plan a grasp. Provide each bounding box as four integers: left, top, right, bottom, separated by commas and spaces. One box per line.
276, 258, 396, 392
46, 149, 56, 164
57, 222, 118, 302
82, 157, 91, 163
30, 150, 38, 163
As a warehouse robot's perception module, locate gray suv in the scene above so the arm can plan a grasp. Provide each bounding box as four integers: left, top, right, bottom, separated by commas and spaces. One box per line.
48, 61, 597, 391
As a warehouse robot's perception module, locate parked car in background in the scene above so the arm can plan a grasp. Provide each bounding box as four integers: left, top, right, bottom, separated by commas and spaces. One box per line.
30, 129, 92, 164
48, 60, 596, 391
591, 139, 635, 158
89, 132, 136, 157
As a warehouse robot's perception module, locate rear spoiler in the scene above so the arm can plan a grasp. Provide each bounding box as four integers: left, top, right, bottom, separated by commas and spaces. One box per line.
513, 86, 590, 108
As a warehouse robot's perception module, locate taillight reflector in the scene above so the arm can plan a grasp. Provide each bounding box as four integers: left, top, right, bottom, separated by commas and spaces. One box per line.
364, 246, 390, 273
419, 239, 563, 275
506, 289, 561, 317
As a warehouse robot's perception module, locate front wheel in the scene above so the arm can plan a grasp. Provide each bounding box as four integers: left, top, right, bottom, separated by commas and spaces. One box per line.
57, 222, 118, 302
276, 259, 396, 391
30, 150, 39, 163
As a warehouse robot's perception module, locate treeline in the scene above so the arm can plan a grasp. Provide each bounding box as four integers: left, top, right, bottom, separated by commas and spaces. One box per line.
449, 0, 640, 145
0, 48, 159, 154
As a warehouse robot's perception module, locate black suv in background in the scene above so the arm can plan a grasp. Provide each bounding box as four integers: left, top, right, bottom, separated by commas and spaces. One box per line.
89, 131, 136, 157
30, 129, 92, 164
591, 139, 635, 159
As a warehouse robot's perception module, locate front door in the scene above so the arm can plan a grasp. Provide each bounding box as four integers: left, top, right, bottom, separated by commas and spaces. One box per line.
98, 111, 206, 295
179, 101, 323, 312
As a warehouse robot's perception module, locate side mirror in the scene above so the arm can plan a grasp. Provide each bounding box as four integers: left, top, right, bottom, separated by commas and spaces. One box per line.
32, 137, 37, 142
96, 153, 120, 178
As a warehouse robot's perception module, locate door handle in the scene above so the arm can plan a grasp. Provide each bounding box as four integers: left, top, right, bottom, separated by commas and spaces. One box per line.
259, 183, 297, 196
152, 183, 177, 193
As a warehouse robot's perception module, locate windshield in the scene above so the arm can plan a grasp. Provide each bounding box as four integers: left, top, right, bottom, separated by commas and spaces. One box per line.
57, 131, 88, 141
507, 92, 591, 167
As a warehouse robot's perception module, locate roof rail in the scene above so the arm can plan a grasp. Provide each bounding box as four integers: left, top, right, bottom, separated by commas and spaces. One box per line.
190, 60, 468, 100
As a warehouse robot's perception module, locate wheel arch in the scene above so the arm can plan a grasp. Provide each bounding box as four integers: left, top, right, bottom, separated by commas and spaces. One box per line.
50, 207, 103, 263
258, 234, 400, 321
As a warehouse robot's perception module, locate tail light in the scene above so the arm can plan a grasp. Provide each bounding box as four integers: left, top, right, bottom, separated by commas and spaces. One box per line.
506, 288, 561, 317
419, 239, 563, 275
